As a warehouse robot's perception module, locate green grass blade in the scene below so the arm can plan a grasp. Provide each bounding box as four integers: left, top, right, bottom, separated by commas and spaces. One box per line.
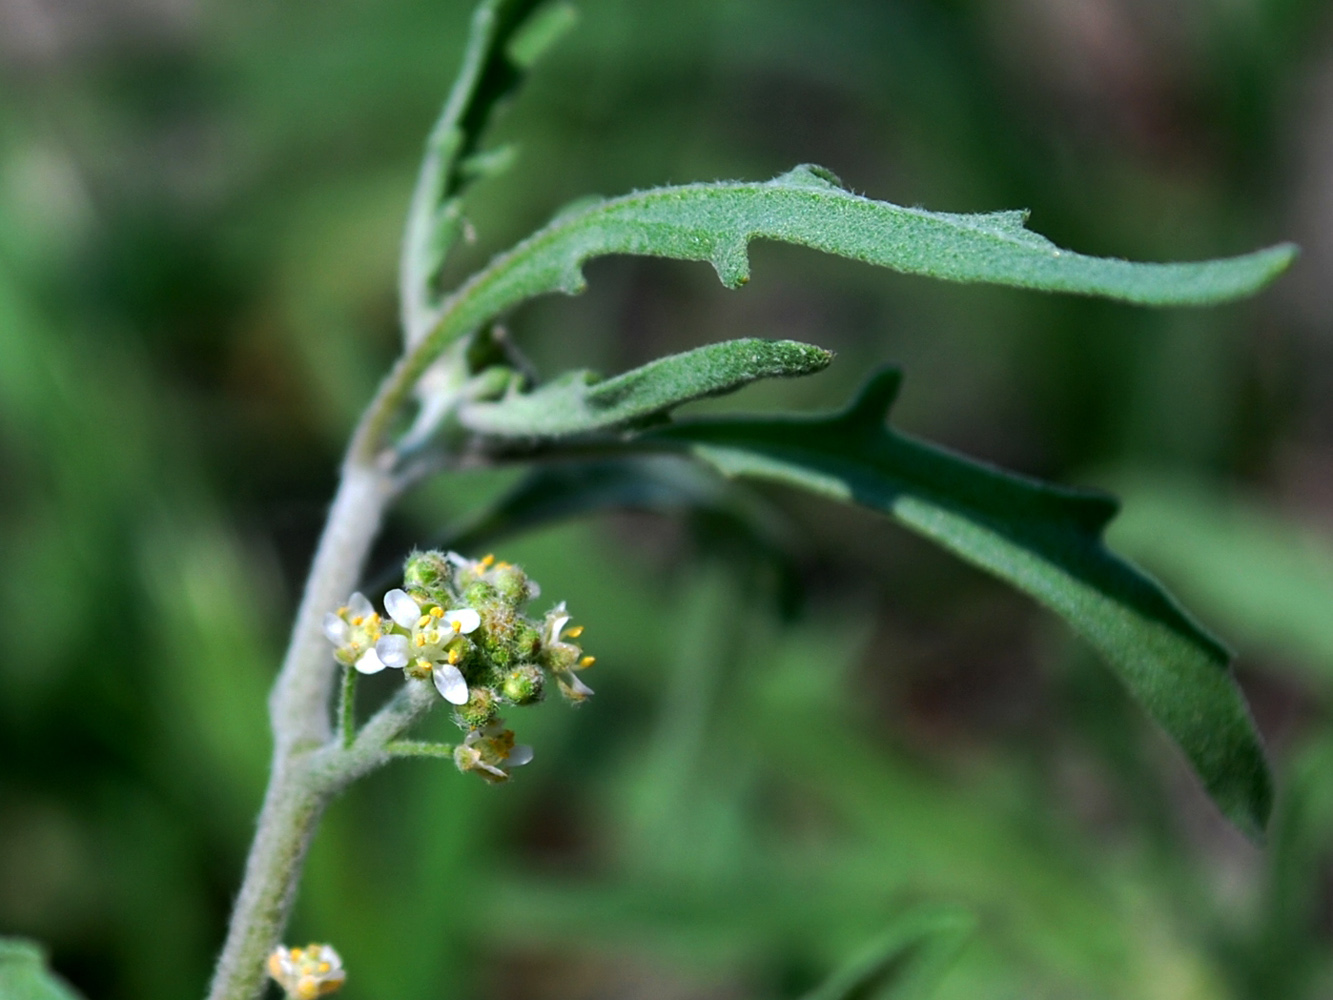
643, 369, 1273, 837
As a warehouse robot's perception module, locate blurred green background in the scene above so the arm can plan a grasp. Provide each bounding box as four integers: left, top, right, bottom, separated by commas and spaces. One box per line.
3, 0, 1333, 997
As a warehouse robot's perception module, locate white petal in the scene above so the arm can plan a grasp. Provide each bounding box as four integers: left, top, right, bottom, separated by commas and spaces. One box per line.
527, 580, 541, 599
444, 608, 481, 634
384, 588, 420, 628
433, 663, 469, 704
323, 612, 348, 644
376, 634, 411, 668
347, 592, 374, 619
355, 648, 388, 674
507, 744, 534, 767
445, 551, 470, 566
546, 614, 570, 643
564, 673, 595, 698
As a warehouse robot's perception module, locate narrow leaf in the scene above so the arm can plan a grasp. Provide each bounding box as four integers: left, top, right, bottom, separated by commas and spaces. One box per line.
402, 0, 569, 340
459, 338, 832, 437
421, 164, 1296, 359
643, 369, 1273, 836
0, 940, 84, 1000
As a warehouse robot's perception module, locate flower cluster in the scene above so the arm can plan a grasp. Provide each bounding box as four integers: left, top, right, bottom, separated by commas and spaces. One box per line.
267, 943, 345, 999
325, 550, 595, 783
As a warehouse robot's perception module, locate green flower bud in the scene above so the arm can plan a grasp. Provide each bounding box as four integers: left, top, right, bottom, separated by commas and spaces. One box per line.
454, 687, 500, 730
403, 550, 456, 606
502, 664, 545, 705
493, 564, 533, 605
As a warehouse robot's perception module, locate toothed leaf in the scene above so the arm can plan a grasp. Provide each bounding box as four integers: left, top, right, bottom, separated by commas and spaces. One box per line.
642, 368, 1273, 837
415, 164, 1295, 363
459, 337, 832, 437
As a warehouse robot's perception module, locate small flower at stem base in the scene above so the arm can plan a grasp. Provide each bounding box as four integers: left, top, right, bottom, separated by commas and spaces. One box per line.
267, 943, 346, 999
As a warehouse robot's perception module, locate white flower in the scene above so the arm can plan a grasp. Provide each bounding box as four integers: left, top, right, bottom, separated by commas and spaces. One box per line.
541, 601, 595, 702
375, 588, 480, 705
323, 593, 389, 674
267, 943, 346, 999
453, 722, 534, 783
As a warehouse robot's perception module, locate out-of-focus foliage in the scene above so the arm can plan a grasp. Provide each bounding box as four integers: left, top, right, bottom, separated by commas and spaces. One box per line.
2, 1, 1332, 1000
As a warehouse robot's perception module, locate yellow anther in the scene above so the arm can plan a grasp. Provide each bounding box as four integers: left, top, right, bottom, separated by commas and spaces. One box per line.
448, 647, 461, 665
451, 620, 462, 633
496, 561, 511, 570
317, 962, 331, 974
429, 607, 444, 618
566, 625, 584, 638
579, 655, 596, 668
417, 615, 431, 629
350, 617, 363, 627
415, 634, 427, 647
368, 613, 380, 624
480, 553, 495, 568
290, 948, 304, 961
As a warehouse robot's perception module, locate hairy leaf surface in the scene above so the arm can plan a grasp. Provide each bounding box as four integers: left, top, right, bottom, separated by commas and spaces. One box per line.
459, 338, 832, 436
421, 164, 1295, 360
643, 369, 1272, 836
402, 0, 574, 340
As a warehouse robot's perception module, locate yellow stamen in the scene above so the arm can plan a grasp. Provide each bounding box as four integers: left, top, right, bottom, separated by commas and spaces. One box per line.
291, 948, 304, 961
496, 561, 511, 570
317, 962, 330, 974
417, 615, 431, 628
452, 620, 462, 633
415, 634, 427, 647
350, 617, 363, 626
579, 655, 596, 668
429, 607, 444, 618
448, 647, 461, 665
480, 553, 495, 568
566, 625, 584, 638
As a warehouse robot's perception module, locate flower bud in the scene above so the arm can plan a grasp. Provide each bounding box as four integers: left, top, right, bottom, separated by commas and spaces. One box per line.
455, 686, 500, 729
402, 550, 455, 604
502, 664, 545, 705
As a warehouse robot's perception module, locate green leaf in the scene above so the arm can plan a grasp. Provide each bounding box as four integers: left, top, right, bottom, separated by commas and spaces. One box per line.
402, 0, 573, 339
804, 909, 974, 1000
420, 164, 1295, 359
0, 940, 84, 1000
458, 337, 832, 437
642, 368, 1273, 836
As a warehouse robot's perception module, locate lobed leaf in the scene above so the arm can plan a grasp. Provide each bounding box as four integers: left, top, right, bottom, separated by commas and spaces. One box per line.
401, 0, 575, 340
420, 164, 1296, 361
642, 368, 1273, 836
458, 337, 832, 437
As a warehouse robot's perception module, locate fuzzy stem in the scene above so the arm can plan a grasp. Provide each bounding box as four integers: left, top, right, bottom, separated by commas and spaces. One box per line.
206, 460, 394, 1000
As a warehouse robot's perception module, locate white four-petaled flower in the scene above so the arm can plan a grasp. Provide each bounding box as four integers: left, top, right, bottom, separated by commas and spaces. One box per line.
322, 593, 389, 675
374, 588, 481, 704
267, 943, 346, 999
453, 722, 534, 783
541, 601, 595, 702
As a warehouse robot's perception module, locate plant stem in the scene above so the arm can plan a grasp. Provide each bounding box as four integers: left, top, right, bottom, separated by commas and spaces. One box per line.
206, 461, 393, 1000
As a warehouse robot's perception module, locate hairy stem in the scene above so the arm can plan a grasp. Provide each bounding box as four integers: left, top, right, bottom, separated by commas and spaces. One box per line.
206, 461, 394, 1000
